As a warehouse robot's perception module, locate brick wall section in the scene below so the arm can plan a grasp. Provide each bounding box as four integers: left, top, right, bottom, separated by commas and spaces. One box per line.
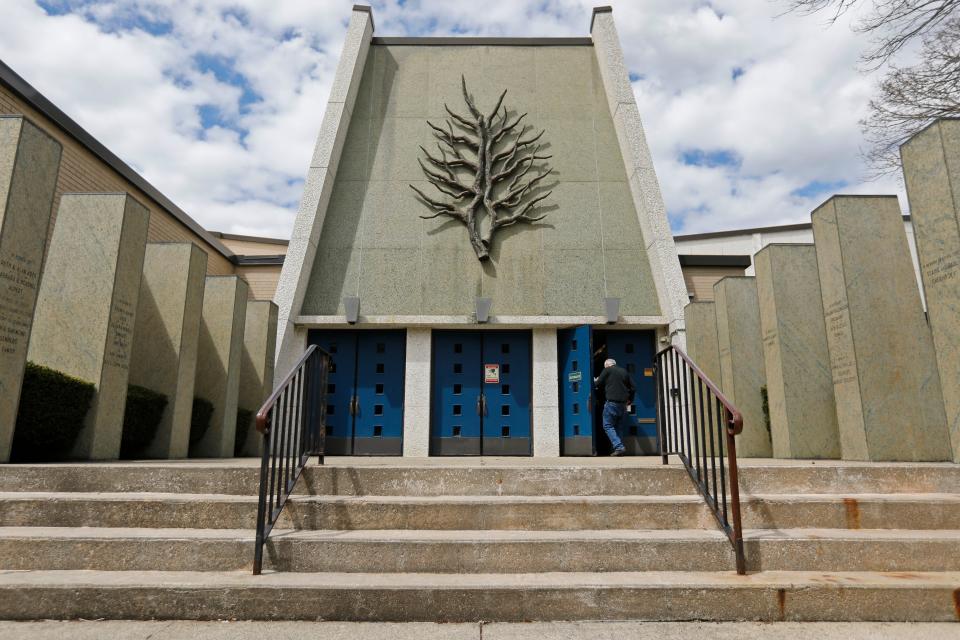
0, 86, 235, 276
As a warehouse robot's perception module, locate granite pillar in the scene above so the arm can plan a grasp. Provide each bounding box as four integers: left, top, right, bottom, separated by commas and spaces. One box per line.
127, 243, 207, 458
236, 299, 278, 456
754, 244, 840, 459
713, 276, 771, 457
191, 276, 248, 458
27, 193, 149, 459
683, 302, 722, 387
402, 328, 431, 457
0, 117, 61, 462
812, 195, 951, 461
901, 119, 960, 462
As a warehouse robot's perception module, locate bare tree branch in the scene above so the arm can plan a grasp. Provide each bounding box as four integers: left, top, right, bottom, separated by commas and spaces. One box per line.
411, 77, 553, 261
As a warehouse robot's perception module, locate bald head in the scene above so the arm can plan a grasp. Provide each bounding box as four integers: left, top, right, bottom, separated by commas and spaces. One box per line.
604, 358, 616, 368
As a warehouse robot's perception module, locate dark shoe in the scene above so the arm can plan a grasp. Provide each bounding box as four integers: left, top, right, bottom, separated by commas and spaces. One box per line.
611, 448, 626, 457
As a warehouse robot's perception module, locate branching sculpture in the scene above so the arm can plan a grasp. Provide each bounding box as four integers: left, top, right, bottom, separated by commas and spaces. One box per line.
410, 76, 553, 261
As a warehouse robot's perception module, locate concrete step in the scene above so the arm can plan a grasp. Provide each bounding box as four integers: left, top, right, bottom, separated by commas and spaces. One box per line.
2, 460, 957, 496
2, 527, 959, 573
3, 492, 958, 531
0, 570, 956, 621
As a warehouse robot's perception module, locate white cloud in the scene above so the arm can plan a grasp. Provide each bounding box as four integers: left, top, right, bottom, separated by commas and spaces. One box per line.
0, 0, 908, 238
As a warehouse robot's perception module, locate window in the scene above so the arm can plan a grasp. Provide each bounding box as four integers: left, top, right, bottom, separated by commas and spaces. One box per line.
329, 362, 336, 373
373, 425, 383, 437
454, 343, 463, 354
501, 384, 510, 395
502, 363, 510, 374
626, 343, 634, 354
627, 363, 636, 373
501, 343, 510, 354
327, 404, 335, 415
453, 405, 462, 416
572, 381, 579, 393
572, 360, 578, 371
326, 425, 334, 435
376, 342, 385, 354
453, 383, 462, 395
501, 426, 510, 437
501, 405, 510, 416
571, 339, 577, 350
375, 383, 384, 395
572, 403, 579, 415
376, 363, 385, 374
573, 424, 580, 435
453, 426, 462, 437
327, 383, 336, 394
454, 363, 462, 374
329, 344, 338, 354
374, 404, 384, 416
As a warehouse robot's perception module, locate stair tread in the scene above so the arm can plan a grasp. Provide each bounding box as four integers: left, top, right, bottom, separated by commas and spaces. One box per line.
1, 526, 958, 542
3, 491, 957, 501
1, 569, 958, 589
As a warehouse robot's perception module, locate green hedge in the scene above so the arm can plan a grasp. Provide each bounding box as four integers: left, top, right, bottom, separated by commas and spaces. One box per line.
12, 362, 95, 462
190, 396, 214, 446
234, 408, 254, 457
120, 384, 168, 459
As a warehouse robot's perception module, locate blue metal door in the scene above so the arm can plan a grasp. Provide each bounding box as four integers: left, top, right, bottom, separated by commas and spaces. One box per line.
431, 332, 482, 455
308, 330, 358, 455
481, 331, 532, 455
605, 331, 658, 454
558, 326, 594, 455
307, 329, 405, 455
354, 331, 405, 455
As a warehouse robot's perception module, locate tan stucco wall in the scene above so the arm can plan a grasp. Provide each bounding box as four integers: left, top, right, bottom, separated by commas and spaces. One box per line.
0, 85, 235, 276
300, 44, 660, 318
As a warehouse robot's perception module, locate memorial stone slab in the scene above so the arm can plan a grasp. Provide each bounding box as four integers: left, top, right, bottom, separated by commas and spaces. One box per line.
191, 276, 248, 458
901, 119, 960, 462
236, 299, 278, 456
27, 193, 149, 460
683, 302, 722, 387
127, 243, 207, 458
755, 244, 840, 459
812, 195, 951, 461
713, 276, 771, 457
0, 117, 61, 463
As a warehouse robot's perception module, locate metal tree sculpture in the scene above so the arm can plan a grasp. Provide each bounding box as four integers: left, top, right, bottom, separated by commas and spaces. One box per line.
410, 76, 553, 261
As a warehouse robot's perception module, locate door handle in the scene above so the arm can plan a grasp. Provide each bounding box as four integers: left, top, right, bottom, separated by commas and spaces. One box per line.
349, 396, 359, 416
481, 394, 488, 417
476, 395, 483, 417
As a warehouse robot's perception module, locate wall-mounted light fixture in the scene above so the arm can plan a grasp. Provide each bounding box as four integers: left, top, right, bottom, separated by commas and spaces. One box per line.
604, 297, 620, 324
343, 297, 360, 324
476, 297, 492, 324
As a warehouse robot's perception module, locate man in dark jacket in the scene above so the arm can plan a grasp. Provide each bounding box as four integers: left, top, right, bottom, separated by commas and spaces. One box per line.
594, 358, 635, 456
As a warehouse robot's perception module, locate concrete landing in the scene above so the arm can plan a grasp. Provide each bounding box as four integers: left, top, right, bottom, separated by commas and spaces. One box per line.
0, 621, 957, 640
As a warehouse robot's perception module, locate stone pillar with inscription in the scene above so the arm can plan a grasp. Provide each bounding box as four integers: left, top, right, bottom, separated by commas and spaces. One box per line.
191, 276, 248, 458
755, 244, 840, 459
0, 117, 62, 463
127, 243, 208, 458
812, 195, 951, 461
901, 119, 960, 462
27, 193, 149, 460
713, 276, 771, 457
684, 302, 723, 387
235, 300, 278, 456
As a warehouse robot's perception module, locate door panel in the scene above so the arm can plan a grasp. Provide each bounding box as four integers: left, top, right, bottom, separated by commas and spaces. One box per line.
354, 331, 406, 455
308, 330, 358, 455
431, 332, 482, 455
605, 331, 658, 454
481, 331, 531, 456
558, 326, 594, 455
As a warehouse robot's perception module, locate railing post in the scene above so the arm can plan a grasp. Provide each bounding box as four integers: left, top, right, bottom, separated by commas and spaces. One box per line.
725, 409, 746, 575
655, 357, 668, 465
252, 413, 271, 576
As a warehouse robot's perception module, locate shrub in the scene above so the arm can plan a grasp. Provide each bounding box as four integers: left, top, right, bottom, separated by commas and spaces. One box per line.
11, 362, 95, 462
119, 384, 168, 459
190, 396, 214, 446
234, 408, 254, 457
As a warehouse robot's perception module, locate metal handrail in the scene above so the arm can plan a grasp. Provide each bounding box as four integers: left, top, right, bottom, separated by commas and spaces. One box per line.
655, 343, 746, 574
252, 344, 331, 575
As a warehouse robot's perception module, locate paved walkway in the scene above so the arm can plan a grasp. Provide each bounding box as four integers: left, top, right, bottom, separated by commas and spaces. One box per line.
0, 621, 956, 639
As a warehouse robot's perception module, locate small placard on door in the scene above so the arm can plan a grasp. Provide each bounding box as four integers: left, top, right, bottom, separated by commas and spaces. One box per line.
643, 368, 654, 377
484, 364, 500, 383
568, 371, 583, 383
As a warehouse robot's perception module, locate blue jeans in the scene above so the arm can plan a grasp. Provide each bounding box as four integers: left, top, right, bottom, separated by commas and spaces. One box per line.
602, 401, 628, 452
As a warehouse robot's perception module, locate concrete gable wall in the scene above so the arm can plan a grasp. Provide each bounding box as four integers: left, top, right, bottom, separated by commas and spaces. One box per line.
300, 44, 660, 317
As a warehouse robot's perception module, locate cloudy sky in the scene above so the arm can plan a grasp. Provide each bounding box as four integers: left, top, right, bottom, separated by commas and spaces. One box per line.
0, 0, 905, 238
